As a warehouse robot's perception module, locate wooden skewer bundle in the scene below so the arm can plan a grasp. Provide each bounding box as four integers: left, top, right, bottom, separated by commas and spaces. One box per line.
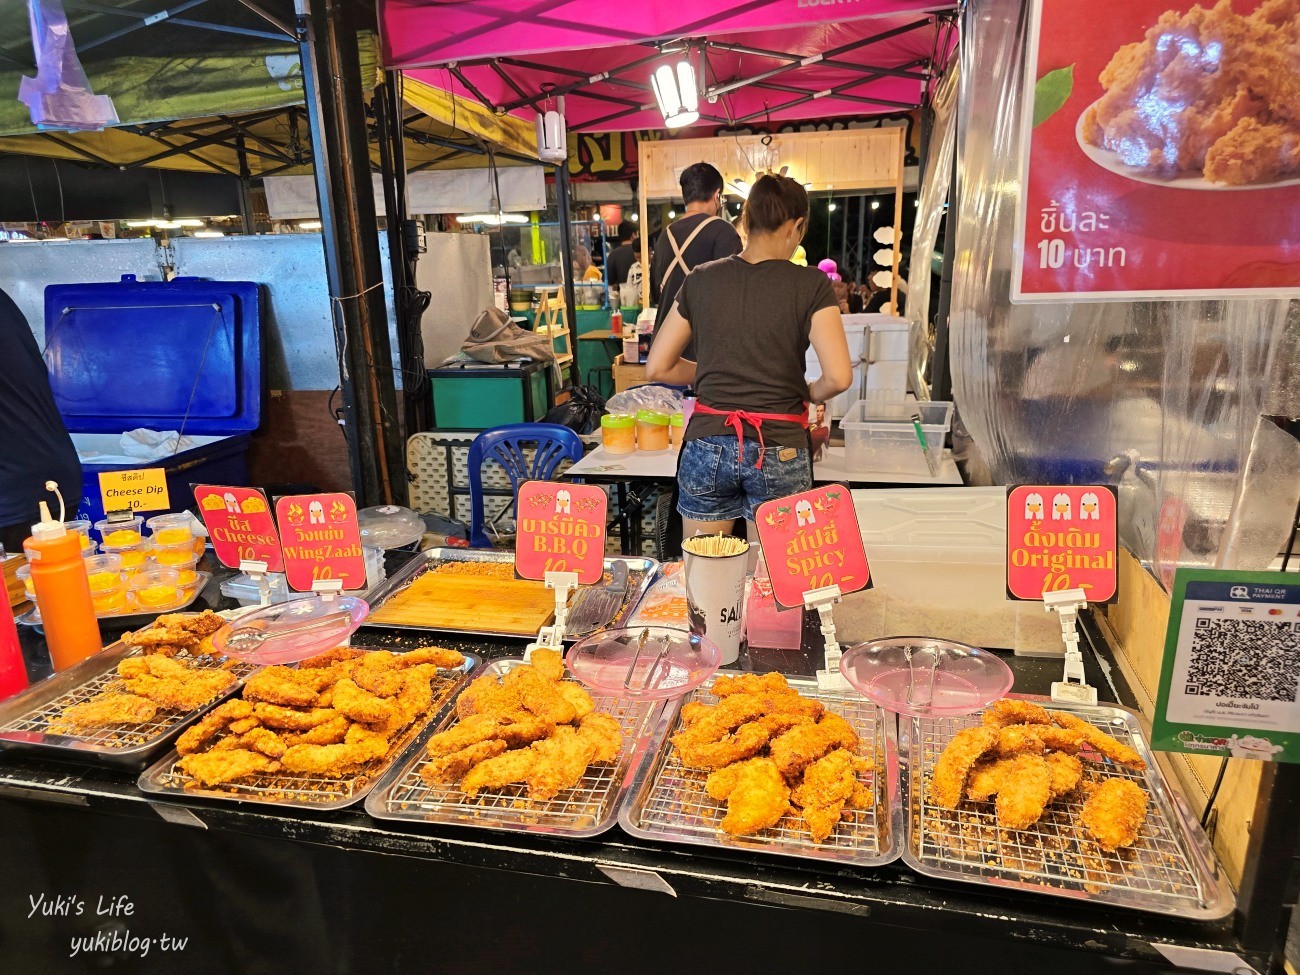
681, 533, 749, 558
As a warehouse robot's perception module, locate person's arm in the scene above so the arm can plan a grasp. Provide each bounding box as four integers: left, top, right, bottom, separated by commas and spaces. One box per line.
807, 305, 853, 404
645, 302, 697, 386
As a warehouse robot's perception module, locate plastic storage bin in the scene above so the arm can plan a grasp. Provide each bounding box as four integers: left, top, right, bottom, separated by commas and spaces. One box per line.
840, 400, 953, 475
833, 487, 1062, 655
43, 275, 262, 531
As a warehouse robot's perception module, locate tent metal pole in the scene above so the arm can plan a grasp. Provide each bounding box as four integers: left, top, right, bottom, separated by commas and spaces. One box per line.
553, 162, 579, 389
296, 0, 406, 506
235, 134, 255, 236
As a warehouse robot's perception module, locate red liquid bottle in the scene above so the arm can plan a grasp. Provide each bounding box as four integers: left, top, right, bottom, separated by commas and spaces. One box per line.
0, 584, 27, 700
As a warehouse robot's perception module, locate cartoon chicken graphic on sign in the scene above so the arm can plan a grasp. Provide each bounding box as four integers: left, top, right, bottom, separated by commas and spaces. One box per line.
1051, 493, 1072, 520
1024, 492, 1044, 520
1080, 492, 1100, 520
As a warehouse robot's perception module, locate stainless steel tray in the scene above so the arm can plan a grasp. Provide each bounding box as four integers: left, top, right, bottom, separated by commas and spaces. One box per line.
363, 549, 658, 639
618, 673, 902, 866
899, 698, 1235, 920
0, 640, 257, 771
137, 651, 480, 811
17, 572, 214, 629
365, 658, 666, 838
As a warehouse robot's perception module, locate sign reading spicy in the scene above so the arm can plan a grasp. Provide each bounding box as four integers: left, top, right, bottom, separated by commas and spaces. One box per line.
755, 485, 870, 609
514, 481, 607, 584
1006, 484, 1117, 602
193, 484, 284, 572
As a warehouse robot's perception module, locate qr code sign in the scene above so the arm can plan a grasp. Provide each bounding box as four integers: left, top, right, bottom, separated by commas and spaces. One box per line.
1184, 617, 1300, 702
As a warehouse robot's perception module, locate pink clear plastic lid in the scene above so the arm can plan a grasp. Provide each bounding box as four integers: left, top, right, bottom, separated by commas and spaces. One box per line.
566, 626, 720, 700
213, 594, 369, 665
839, 637, 1014, 717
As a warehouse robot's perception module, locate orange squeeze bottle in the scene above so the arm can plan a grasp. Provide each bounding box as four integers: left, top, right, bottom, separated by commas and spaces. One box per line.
26, 482, 102, 671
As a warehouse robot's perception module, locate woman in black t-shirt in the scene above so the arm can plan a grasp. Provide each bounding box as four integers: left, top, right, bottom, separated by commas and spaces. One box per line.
647, 174, 853, 538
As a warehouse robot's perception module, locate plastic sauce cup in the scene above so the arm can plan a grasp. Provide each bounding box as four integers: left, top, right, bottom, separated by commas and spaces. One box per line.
129, 568, 183, 610
636, 410, 671, 452
146, 512, 194, 547
669, 412, 685, 449
152, 541, 197, 567
601, 413, 637, 454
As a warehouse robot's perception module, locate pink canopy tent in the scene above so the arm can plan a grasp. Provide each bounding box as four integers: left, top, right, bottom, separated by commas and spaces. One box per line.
381, 0, 958, 131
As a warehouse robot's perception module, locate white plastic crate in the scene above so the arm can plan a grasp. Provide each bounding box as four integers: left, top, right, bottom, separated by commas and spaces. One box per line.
840, 399, 952, 475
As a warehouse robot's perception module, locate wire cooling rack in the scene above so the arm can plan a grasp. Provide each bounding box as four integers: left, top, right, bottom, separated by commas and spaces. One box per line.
618, 676, 901, 866
366, 660, 664, 838
901, 702, 1234, 919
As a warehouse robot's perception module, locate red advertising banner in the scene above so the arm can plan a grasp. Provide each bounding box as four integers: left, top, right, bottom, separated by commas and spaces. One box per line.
193, 485, 284, 572
275, 493, 366, 592
1013, 0, 1300, 301
1006, 485, 1118, 602
514, 481, 607, 585
755, 485, 870, 610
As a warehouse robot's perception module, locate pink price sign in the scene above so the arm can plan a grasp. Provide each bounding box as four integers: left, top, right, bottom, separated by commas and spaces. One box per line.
514, 481, 607, 584
1006, 485, 1118, 602
275, 493, 366, 592
193, 485, 284, 572
755, 485, 870, 610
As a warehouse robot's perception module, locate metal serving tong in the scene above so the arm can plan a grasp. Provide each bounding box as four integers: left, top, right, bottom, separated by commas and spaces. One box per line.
223, 611, 353, 654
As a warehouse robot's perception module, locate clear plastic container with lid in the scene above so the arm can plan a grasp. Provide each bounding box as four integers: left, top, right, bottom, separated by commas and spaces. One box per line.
84, 554, 128, 614
357, 505, 425, 550
152, 539, 197, 568
146, 512, 195, 547
15, 563, 33, 601
100, 539, 152, 576
95, 514, 144, 548
636, 410, 670, 452
129, 567, 184, 611
601, 413, 637, 454
669, 412, 684, 449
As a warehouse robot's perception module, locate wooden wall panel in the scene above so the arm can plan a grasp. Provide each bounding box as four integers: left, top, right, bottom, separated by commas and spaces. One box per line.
248, 390, 353, 495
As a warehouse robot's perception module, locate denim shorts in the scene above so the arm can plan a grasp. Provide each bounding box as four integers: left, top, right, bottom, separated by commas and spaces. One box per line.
676, 435, 812, 523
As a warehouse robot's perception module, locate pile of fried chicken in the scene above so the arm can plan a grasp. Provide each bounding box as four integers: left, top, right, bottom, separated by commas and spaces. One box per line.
420, 648, 622, 802
670, 672, 873, 843
53, 612, 234, 731
931, 699, 1151, 852
174, 646, 464, 788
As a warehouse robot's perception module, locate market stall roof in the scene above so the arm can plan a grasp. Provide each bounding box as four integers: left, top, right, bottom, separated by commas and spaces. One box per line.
383, 0, 958, 131
0, 0, 537, 173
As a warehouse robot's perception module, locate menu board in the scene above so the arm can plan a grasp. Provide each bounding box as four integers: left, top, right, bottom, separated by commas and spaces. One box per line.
1006, 485, 1118, 602
754, 485, 869, 610
514, 481, 607, 584
193, 485, 283, 572
1013, 0, 1300, 301
275, 493, 366, 592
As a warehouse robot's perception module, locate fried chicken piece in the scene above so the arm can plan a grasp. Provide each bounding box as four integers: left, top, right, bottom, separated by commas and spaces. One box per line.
118, 654, 194, 681
525, 726, 600, 800
331, 678, 396, 725
421, 739, 509, 784
713, 758, 790, 836
395, 647, 466, 671
122, 625, 198, 650
242, 666, 338, 708
966, 757, 1015, 802
576, 712, 622, 763
930, 726, 997, 809
502, 666, 577, 725
252, 703, 341, 731
177, 699, 255, 754
120, 668, 236, 712
527, 647, 564, 683
1025, 726, 1086, 754
425, 714, 553, 756
1081, 778, 1149, 851
993, 754, 1053, 830
282, 714, 351, 746
792, 748, 872, 843
299, 646, 366, 669
1045, 751, 1084, 799
992, 725, 1048, 758
675, 693, 823, 751
673, 721, 772, 770
982, 699, 1051, 729
1204, 117, 1300, 185
454, 675, 523, 720
769, 713, 860, 779
158, 610, 226, 637
1051, 712, 1146, 769
557, 683, 595, 721
710, 672, 794, 697
214, 726, 288, 759
194, 635, 219, 657
179, 749, 279, 787
54, 693, 158, 730
679, 701, 712, 726
228, 717, 260, 734
280, 737, 389, 776
461, 747, 538, 797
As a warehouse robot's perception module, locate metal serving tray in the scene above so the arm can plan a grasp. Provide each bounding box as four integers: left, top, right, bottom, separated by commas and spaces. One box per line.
0, 640, 257, 771
618, 673, 902, 867
899, 698, 1235, 920
363, 549, 658, 639
365, 658, 667, 839
16, 572, 214, 629
137, 651, 480, 811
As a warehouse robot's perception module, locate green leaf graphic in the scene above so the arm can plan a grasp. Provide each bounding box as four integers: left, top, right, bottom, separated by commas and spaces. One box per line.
1033, 64, 1074, 127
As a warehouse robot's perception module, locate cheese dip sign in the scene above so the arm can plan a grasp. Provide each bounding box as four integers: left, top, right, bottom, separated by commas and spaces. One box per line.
194, 484, 284, 572
514, 481, 607, 584
1006, 484, 1117, 602
755, 485, 869, 609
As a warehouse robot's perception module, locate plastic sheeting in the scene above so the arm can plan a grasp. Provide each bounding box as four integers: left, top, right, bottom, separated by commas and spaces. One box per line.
950, 0, 1299, 587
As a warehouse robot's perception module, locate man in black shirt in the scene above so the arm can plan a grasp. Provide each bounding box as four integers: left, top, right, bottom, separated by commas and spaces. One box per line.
0, 287, 81, 552
650, 162, 742, 355
606, 221, 639, 288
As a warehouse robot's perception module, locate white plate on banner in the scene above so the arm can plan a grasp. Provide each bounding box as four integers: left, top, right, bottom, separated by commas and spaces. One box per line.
1074, 100, 1300, 192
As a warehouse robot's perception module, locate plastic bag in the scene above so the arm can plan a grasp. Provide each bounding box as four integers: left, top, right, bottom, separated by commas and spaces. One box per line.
19, 0, 119, 131
628, 562, 688, 627
605, 385, 684, 416
542, 385, 606, 434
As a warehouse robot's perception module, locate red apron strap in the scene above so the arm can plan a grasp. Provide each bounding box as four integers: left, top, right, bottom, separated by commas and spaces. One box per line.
693, 403, 808, 470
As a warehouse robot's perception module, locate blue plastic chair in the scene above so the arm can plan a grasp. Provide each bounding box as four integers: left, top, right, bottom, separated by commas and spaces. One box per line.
467, 423, 585, 548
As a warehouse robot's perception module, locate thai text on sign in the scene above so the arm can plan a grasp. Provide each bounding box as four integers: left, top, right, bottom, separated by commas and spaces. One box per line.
275, 493, 366, 591
1006, 485, 1117, 601
193, 484, 284, 572
514, 481, 607, 584
755, 485, 870, 609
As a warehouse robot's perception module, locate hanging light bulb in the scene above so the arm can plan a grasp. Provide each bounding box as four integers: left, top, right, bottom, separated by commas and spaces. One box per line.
652, 55, 699, 130
828, 201, 838, 212
534, 96, 568, 164
870, 200, 881, 211
630, 212, 639, 222
668, 209, 676, 219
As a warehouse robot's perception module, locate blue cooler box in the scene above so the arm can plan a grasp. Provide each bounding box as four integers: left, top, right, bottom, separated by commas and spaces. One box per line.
43, 274, 263, 534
